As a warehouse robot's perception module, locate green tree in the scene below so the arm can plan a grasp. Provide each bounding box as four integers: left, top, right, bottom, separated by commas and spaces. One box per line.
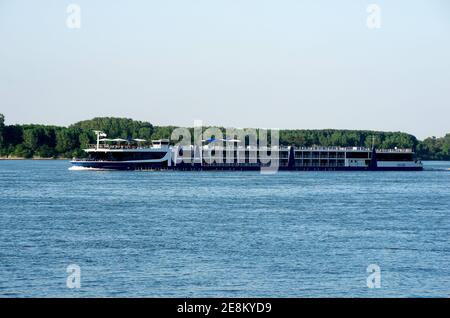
71, 117, 154, 139
0, 114, 4, 147
442, 134, 450, 157
416, 136, 449, 160
35, 145, 55, 158
2, 125, 23, 147
11, 144, 32, 158
78, 131, 93, 149
22, 128, 42, 151
55, 128, 80, 155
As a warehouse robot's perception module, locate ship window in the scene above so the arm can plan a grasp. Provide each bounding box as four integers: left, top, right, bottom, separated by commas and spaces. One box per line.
377, 153, 413, 161
346, 152, 370, 159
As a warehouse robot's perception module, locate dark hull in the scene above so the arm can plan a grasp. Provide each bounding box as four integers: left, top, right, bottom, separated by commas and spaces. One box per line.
70, 161, 168, 170
71, 161, 423, 171
171, 166, 423, 171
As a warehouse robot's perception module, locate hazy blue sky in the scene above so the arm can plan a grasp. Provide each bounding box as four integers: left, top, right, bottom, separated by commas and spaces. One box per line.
1, 0, 449, 139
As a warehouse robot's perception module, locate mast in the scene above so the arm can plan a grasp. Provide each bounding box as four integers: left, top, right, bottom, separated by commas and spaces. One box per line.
93, 130, 106, 150
369, 135, 378, 170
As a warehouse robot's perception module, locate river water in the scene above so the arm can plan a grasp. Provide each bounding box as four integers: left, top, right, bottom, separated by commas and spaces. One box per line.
0, 160, 449, 297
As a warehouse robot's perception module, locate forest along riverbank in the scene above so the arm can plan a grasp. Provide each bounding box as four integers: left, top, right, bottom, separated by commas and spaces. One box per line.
1, 115, 450, 161
0, 156, 69, 160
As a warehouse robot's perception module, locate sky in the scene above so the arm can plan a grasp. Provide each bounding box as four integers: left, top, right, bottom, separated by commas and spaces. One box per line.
0, 0, 449, 139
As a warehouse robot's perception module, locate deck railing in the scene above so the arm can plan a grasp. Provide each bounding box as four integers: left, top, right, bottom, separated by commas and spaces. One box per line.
87, 144, 152, 150
87, 144, 413, 153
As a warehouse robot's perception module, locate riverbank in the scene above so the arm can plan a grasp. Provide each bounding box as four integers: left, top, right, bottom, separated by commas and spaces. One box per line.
0, 156, 69, 160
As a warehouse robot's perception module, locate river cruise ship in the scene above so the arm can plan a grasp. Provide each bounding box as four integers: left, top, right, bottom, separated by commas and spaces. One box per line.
70, 132, 423, 171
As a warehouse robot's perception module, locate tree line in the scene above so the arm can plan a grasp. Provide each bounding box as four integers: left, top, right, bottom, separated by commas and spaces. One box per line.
0, 114, 449, 160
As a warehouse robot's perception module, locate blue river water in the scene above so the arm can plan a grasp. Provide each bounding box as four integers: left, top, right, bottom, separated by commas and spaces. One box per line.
0, 160, 450, 297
